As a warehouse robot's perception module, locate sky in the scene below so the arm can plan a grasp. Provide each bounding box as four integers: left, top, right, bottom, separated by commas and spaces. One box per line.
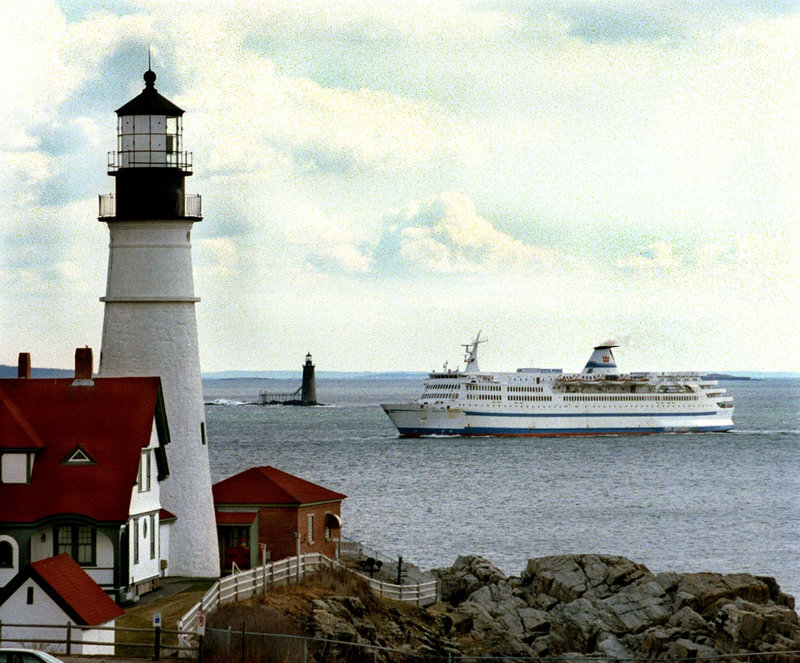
1, 0, 798, 373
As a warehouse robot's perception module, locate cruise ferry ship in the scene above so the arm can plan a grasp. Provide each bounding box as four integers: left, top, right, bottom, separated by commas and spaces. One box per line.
381, 333, 734, 437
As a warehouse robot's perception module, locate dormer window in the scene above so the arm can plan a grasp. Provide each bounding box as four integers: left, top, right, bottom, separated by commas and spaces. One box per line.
0, 452, 33, 484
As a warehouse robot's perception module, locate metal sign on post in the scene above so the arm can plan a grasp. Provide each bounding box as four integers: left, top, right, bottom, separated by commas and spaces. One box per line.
153, 611, 162, 627
196, 611, 206, 636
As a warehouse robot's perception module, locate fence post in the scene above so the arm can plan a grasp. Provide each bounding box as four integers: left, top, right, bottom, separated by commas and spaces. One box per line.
226, 625, 231, 656
154, 624, 162, 660
66, 622, 72, 656
303, 637, 308, 663
0, 619, 3, 645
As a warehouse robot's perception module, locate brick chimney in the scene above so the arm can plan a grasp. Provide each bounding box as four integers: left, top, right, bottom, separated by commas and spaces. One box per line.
73, 347, 94, 384
17, 353, 30, 379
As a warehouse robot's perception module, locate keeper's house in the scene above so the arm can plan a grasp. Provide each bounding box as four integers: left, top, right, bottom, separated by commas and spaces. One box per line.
212, 466, 345, 572
0, 554, 124, 655
0, 349, 171, 602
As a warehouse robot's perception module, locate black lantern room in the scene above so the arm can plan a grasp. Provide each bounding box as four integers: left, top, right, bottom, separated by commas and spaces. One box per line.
102, 69, 201, 220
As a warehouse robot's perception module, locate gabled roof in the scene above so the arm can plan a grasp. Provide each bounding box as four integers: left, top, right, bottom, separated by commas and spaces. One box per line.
0, 554, 124, 625
213, 466, 346, 506
0, 377, 169, 523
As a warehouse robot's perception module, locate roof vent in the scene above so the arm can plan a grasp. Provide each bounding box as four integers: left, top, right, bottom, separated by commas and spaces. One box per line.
72, 347, 94, 386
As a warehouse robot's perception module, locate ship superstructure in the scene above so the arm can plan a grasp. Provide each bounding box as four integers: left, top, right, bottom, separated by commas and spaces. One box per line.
381, 334, 734, 437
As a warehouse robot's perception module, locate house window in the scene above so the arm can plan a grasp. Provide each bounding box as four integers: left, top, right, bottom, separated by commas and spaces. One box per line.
150, 514, 156, 560
27, 586, 34, 604
0, 541, 13, 567
133, 519, 139, 564
138, 450, 152, 492
55, 525, 96, 566
307, 514, 315, 545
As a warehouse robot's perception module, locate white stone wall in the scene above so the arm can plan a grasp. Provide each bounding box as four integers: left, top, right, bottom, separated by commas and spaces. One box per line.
99, 218, 219, 577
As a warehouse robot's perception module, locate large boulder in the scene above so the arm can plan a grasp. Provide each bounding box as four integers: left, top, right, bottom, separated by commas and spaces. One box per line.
522, 554, 652, 603
433, 555, 507, 605
548, 597, 627, 653
676, 573, 771, 617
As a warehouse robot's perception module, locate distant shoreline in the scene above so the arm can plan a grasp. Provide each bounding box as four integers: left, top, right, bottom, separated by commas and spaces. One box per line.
1, 366, 796, 380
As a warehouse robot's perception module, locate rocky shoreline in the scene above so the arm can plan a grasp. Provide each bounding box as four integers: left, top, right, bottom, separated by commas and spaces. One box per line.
432, 553, 799, 658
204, 554, 800, 662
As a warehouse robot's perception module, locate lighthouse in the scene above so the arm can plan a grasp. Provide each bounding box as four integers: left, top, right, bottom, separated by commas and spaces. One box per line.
98, 69, 219, 577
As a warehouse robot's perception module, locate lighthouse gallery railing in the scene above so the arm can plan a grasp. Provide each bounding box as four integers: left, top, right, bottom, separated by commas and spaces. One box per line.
98, 193, 202, 218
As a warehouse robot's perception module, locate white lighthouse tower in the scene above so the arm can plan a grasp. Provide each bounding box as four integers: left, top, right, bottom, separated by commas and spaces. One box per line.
98, 68, 219, 577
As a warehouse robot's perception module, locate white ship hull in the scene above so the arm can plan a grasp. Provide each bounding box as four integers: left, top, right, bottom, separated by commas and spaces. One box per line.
381, 334, 734, 438
382, 403, 733, 437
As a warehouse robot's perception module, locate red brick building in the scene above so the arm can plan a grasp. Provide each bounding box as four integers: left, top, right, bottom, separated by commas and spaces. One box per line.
212, 466, 345, 571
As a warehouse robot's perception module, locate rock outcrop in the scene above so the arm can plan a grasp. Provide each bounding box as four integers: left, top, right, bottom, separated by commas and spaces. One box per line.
433, 554, 799, 659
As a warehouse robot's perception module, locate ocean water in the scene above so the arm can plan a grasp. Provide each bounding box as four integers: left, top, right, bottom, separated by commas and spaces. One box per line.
203, 377, 800, 598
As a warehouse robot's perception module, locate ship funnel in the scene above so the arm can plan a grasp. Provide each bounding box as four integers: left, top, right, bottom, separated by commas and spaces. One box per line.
583, 344, 619, 375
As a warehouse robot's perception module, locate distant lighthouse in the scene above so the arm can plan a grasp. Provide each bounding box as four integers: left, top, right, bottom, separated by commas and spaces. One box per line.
301, 353, 317, 405
97, 68, 219, 577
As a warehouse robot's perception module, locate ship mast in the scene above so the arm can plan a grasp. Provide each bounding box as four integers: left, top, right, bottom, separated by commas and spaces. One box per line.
463, 331, 487, 373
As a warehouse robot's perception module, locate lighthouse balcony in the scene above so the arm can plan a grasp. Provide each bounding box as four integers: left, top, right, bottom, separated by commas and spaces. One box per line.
108, 150, 193, 174
99, 193, 202, 219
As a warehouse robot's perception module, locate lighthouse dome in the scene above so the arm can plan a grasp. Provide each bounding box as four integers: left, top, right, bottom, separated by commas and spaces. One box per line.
115, 69, 184, 116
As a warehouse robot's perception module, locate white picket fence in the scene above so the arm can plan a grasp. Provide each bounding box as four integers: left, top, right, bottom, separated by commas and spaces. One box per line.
177, 553, 439, 653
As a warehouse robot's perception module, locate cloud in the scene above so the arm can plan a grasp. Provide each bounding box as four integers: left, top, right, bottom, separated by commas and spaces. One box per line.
195, 237, 239, 277
280, 200, 373, 273
615, 241, 682, 271
506, 1, 800, 45
374, 191, 556, 274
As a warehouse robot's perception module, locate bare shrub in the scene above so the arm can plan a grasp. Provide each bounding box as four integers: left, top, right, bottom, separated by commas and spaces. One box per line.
301, 565, 375, 604
203, 603, 305, 663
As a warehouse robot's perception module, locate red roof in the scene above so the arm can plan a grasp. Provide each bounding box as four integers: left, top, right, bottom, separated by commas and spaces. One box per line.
0, 377, 165, 523
215, 511, 257, 525
30, 554, 124, 625
213, 466, 346, 506
160, 508, 177, 521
